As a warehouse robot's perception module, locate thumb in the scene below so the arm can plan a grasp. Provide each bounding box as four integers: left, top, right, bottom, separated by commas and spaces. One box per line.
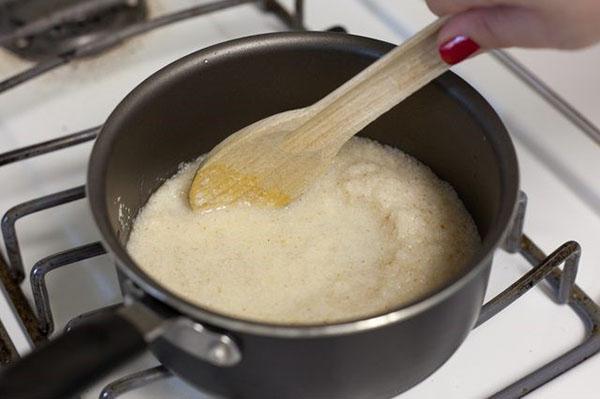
438, 6, 552, 64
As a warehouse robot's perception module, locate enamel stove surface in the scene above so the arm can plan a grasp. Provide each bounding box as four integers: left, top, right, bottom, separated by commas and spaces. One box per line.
0, 1, 598, 398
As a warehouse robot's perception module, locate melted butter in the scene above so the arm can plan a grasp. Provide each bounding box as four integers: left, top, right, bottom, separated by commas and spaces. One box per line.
189, 163, 291, 211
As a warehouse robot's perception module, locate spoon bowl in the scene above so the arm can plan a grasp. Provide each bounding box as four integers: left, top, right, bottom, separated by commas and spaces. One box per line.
189, 18, 449, 211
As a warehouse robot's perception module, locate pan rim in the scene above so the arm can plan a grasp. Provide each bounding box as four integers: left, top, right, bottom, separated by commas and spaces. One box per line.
87, 31, 519, 338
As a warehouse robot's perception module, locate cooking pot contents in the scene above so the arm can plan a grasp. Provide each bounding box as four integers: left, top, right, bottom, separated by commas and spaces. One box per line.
188, 18, 448, 213
128, 137, 480, 324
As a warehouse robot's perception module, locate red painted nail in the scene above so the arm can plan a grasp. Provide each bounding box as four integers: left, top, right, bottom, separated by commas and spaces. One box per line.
439, 36, 480, 65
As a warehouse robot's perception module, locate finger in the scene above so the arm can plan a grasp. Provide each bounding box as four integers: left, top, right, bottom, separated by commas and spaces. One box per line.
438, 6, 552, 50
426, 0, 525, 16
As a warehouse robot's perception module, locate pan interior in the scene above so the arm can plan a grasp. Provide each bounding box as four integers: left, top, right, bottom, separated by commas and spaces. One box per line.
90, 32, 518, 328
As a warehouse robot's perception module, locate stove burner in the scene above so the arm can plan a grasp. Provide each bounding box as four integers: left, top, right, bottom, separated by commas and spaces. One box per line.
0, 0, 147, 61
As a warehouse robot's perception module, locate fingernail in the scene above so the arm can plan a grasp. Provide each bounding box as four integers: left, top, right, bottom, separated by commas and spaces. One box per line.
439, 36, 480, 65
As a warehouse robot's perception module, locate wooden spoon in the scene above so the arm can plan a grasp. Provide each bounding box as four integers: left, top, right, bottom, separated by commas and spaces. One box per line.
189, 18, 449, 211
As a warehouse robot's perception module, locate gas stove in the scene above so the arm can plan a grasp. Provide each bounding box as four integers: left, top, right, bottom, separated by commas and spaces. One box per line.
0, 1, 599, 398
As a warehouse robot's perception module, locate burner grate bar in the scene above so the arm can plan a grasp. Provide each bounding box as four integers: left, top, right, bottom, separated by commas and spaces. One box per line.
495, 336, 600, 398
99, 365, 172, 399
260, 0, 305, 30
65, 304, 122, 333
0, 319, 18, 365
0, 0, 263, 94
0, 252, 44, 348
30, 242, 106, 335
491, 50, 600, 146
0, 127, 102, 353
475, 239, 580, 327
489, 236, 600, 398
0, 0, 131, 47
0, 126, 100, 167
2, 186, 87, 282
0, 56, 69, 93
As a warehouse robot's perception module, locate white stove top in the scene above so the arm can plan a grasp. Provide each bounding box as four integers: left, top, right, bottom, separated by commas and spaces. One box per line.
0, 1, 598, 398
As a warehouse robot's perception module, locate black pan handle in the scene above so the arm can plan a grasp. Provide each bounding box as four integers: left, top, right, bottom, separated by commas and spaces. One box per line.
0, 309, 149, 399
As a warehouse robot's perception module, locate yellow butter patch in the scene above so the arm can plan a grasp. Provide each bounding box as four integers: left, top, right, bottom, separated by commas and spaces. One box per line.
189, 163, 291, 211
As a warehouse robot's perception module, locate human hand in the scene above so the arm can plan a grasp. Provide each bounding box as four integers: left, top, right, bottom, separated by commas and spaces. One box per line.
426, 0, 600, 64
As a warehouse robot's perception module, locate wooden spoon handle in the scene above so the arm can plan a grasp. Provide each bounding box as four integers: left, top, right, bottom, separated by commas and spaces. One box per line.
286, 18, 449, 151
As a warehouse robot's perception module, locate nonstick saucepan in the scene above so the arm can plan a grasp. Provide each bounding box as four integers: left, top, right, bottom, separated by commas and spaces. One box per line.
0, 32, 519, 399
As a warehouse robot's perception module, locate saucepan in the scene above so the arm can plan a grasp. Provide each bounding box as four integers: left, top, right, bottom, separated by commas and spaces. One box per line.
0, 32, 519, 399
